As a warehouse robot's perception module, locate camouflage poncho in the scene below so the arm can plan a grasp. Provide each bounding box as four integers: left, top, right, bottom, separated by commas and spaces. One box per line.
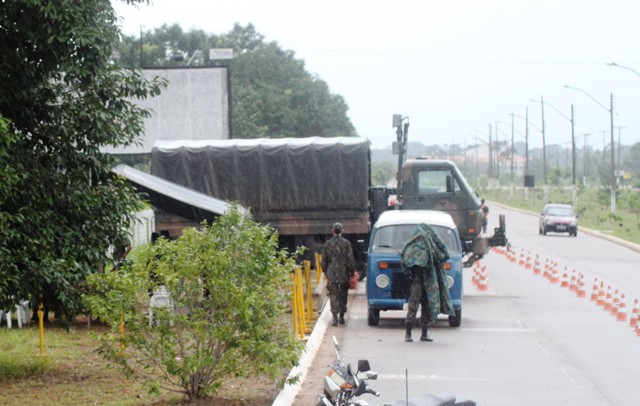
401, 223, 454, 322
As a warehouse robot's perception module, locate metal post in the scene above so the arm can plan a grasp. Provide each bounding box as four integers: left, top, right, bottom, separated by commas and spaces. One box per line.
510, 113, 514, 198
571, 105, 576, 207
609, 93, 616, 213
540, 96, 548, 204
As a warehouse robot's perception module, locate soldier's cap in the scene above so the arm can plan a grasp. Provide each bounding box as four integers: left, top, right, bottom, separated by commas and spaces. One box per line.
332, 222, 343, 234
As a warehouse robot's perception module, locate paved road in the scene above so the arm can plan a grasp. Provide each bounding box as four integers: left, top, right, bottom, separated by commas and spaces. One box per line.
291, 205, 640, 406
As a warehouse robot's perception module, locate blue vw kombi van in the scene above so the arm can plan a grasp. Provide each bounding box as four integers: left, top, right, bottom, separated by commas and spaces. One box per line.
366, 210, 463, 327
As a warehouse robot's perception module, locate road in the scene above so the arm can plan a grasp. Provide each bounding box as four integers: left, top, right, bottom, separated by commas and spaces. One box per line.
292, 204, 640, 406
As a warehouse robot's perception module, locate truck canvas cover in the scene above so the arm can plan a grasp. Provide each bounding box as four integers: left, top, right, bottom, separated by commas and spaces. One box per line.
150, 137, 371, 235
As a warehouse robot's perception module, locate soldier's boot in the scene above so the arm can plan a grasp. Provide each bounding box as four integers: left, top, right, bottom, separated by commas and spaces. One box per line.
405, 322, 413, 342
420, 325, 433, 342
339, 312, 345, 325
331, 314, 339, 327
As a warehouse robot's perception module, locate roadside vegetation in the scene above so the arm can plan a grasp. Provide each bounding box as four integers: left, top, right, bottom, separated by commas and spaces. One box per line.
1, 207, 303, 405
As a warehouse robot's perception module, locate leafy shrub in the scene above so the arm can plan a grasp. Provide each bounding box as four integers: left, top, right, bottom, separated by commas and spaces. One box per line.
84, 206, 303, 400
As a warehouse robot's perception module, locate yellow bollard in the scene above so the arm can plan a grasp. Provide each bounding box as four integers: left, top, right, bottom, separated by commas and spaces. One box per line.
315, 253, 323, 283
304, 260, 314, 323
295, 268, 310, 335
119, 311, 125, 356
37, 303, 46, 356
290, 273, 300, 338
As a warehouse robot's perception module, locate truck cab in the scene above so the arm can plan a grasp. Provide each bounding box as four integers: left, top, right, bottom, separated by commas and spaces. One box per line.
399, 158, 507, 266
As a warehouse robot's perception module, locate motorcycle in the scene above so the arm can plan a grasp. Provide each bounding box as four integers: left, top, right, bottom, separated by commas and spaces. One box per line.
316, 336, 380, 406
316, 336, 477, 406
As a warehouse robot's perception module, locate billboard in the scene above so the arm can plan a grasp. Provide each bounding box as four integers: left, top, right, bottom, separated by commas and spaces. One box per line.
103, 67, 230, 154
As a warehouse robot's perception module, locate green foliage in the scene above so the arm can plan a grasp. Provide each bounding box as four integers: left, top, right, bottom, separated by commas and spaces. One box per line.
371, 161, 395, 186
117, 23, 357, 138
84, 206, 304, 400
0, 1, 166, 320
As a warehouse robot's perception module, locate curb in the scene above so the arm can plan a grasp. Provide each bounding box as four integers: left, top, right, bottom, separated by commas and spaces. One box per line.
272, 292, 331, 406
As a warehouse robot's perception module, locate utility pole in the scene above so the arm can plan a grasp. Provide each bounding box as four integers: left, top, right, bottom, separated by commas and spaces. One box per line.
510, 113, 514, 198
541, 98, 548, 204
139, 25, 144, 68
570, 104, 576, 207
488, 124, 493, 178
582, 133, 591, 187
392, 114, 409, 202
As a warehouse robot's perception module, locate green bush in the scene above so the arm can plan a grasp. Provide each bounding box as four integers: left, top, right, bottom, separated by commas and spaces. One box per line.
84, 206, 304, 400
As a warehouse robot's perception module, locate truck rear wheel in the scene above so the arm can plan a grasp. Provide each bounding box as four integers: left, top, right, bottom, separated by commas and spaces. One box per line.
367, 307, 380, 326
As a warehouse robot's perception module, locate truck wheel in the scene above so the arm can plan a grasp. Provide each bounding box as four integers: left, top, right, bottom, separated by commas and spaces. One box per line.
367, 307, 380, 326
448, 308, 462, 327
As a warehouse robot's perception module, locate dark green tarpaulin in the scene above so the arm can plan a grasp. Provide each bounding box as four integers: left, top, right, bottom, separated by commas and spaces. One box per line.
149, 137, 371, 236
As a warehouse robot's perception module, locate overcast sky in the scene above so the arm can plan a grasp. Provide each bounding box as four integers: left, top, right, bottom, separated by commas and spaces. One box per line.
112, 0, 640, 151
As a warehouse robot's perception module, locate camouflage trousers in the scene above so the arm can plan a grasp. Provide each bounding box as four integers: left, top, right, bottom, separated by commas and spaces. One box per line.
327, 282, 349, 315
405, 271, 432, 326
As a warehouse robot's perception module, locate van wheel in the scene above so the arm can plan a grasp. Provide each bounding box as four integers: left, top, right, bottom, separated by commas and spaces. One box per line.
449, 308, 461, 327
367, 307, 380, 326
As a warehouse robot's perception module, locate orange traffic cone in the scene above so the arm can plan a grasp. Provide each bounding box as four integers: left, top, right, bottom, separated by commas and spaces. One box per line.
550, 265, 560, 284
610, 290, 621, 317
576, 275, 587, 298
635, 315, 640, 337
477, 266, 489, 291
616, 294, 628, 322
590, 278, 599, 302
630, 299, 640, 328
568, 270, 577, 291
560, 268, 570, 288
543, 260, 550, 279
603, 286, 614, 312
596, 282, 606, 306
533, 256, 541, 275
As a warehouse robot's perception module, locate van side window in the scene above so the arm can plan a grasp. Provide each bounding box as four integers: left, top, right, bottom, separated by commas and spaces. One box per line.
417, 170, 461, 194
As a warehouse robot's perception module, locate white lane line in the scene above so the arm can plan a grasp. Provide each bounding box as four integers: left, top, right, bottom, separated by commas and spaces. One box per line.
462, 328, 533, 332
379, 374, 491, 382
560, 367, 577, 384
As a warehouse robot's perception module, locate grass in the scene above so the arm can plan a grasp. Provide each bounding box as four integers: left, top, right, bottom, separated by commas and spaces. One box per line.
481, 185, 640, 245
0, 270, 323, 405
0, 320, 284, 406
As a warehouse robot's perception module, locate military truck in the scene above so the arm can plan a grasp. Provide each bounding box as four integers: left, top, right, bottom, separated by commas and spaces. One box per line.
149, 136, 375, 268
398, 157, 507, 267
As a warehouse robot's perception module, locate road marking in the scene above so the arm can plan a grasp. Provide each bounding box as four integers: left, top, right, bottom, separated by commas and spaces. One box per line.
560, 367, 577, 384
461, 328, 533, 332
535, 340, 550, 356
379, 374, 490, 382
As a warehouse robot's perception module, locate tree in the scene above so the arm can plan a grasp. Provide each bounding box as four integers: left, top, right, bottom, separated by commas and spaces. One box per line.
0, 0, 165, 320
84, 206, 304, 400
116, 23, 357, 138
371, 161, 395, 187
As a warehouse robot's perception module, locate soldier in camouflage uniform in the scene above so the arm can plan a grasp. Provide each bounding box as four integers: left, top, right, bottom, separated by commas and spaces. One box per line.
401, 223, 454, 342
321, 222, 356, 326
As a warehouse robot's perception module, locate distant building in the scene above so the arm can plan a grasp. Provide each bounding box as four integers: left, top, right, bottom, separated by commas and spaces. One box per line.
102, 67, 231, 155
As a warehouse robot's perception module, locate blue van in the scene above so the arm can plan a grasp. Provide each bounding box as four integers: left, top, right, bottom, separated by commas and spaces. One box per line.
366, 210, 463, 327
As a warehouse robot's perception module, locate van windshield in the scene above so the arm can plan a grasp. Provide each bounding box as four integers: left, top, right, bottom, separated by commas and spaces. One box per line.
370, 224, 460, 255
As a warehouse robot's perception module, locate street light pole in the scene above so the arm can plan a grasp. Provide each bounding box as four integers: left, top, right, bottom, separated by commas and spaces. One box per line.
510, 113, 515, 198
531, 98, 577, 207
540, 96, 548, 204
607, 62, 640, 78
564, 85, 616, 213
570, 104, 576, 207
